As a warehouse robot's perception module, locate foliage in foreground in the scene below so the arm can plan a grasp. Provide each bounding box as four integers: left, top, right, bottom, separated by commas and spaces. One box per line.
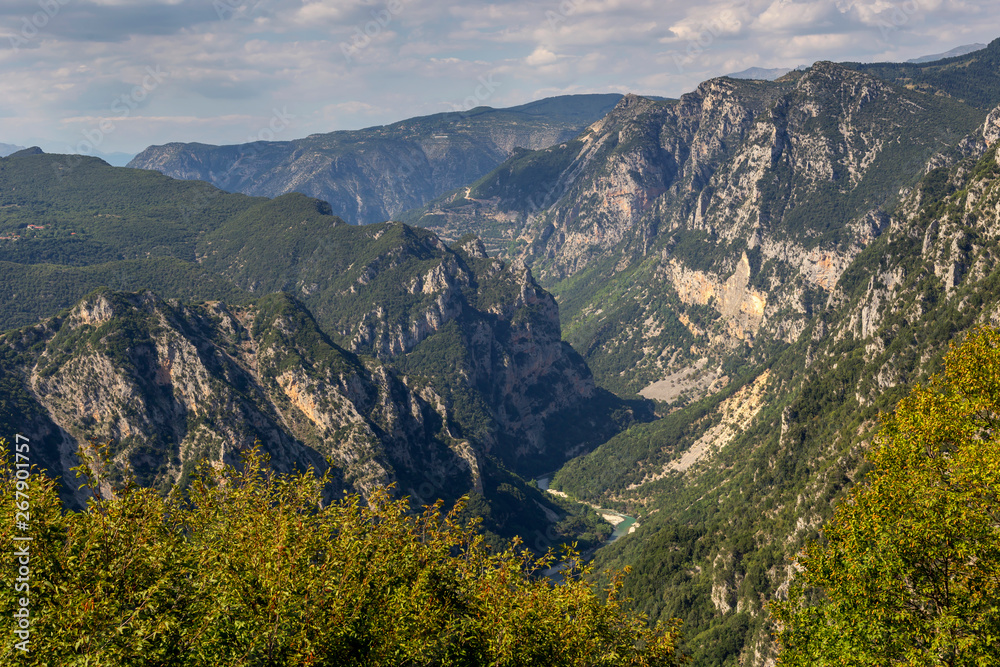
771, 327, 1000, 665
0, 445, 683, 666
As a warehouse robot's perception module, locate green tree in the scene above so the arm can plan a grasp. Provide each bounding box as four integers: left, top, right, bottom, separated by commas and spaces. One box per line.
0, 442, 684, 666
771, 327, 1000, 666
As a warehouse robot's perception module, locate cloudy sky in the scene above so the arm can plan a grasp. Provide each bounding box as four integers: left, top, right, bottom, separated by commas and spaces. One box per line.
1, 0, 997, 158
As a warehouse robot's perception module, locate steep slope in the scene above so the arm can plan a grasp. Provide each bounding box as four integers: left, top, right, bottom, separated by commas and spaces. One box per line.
549, 107, 1000, 665
127, 94, 624, 225
406, 62, 984, 395
0, 289, 615, 548
0, 152, 635, 475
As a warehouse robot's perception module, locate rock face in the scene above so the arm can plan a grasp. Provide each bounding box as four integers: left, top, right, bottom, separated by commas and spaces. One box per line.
189, 207, 628, 473
551, 104, 1000, 665
1, 276, 607, 511
0, 152, 638, 513
127, 95, 623, 225
5, 291, 426, 504
407, 61, 984, 395
0, 149, 652, 555
659, 251, 767, 343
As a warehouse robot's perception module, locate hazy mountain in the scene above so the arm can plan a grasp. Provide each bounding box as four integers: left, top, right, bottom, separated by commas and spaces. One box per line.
0, 143, 26, 157
907, 42, 986, 63
127, 94, 625, 225
90, 150, 136, 167
725, 66, 793, 80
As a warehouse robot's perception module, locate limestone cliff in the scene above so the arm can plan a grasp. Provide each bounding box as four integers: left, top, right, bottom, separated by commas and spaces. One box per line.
408, 61, 983, 395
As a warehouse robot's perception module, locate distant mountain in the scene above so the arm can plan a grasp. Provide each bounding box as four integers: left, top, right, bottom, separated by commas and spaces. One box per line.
907, 42, 986, 63
846, 37, 1000, 109
725, 66, 793, 80
127, 94, 624, 225
0, 143, 26, 157
727, 43, 989, 83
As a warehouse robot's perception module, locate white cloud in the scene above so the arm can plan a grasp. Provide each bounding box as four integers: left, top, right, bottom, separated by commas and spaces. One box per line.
526, 46, 559, 66
0, 0, 997, 153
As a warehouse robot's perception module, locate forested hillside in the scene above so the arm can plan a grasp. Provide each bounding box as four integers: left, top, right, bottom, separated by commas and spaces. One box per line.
0, 150, 639, 550
0, 444, 684, 665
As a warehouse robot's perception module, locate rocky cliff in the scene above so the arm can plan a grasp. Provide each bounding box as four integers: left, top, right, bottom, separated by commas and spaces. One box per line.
406, 62, 984, 396
0, 151, 642, 549
550, 103, 1000, 665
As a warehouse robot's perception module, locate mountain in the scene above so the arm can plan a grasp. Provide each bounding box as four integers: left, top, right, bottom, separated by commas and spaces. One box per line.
8, 48, 1000, 665
126, 94, 625, 225
907, 42, 986, 63
553, 106, 1000, 665
395, 55, 1000, 662
0, 150, 639, 548
725, 66, 793, 81
404, 61, 983, 396
0, 143, 26, 157
846, 37, 1000, 109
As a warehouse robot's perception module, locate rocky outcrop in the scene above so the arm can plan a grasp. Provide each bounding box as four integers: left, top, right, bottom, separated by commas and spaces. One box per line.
660, 251, 767, 342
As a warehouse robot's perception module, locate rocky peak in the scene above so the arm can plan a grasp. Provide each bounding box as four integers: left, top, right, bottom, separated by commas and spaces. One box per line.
457, 236, 489, 259
983, 105, 1000, 147
587, 93, 663, 136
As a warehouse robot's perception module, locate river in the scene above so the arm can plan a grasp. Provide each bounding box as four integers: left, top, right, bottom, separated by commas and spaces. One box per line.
535, 474, 637, 545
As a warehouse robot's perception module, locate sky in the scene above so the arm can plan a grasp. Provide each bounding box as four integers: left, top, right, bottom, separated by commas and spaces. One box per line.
0, 0, 997, 159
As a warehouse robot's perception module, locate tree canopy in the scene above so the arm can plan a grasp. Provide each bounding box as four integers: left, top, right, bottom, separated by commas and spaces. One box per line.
771, 327, 1000, 665
0, 443, 683, 666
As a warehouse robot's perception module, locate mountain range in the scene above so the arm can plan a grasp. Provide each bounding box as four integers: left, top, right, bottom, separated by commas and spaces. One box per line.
127, 94, 626, 226
5, 38, 1000, 665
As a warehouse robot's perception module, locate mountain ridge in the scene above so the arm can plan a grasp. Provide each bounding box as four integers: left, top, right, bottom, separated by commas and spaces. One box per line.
404, 60, 984, 396
0, 151, 642, 549
127, 94, 626, 225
